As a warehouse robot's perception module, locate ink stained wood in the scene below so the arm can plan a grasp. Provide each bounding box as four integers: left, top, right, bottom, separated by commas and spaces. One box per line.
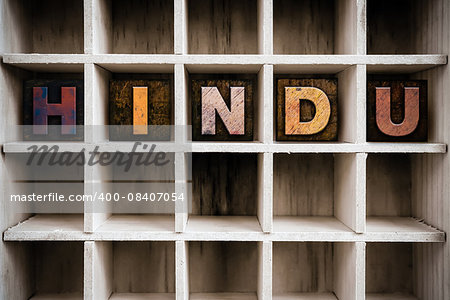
23, 79, 84, 141
109, 79, 172, 141
192, 153, 257, 216
276, 78, 338, 141
367, 80, 427, 141
192, 77, 254, 141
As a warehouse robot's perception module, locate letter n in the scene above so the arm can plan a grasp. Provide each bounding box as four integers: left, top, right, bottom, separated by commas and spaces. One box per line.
201, 87, 245, 135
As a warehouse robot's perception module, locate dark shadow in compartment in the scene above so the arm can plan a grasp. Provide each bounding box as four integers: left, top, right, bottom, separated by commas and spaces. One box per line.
111, 0, 174, 54
188, 0, 258, 54
189, 241, 258, 293
367, 0, 446, 54
273, 0, 335, 54
192, 153, 257, 216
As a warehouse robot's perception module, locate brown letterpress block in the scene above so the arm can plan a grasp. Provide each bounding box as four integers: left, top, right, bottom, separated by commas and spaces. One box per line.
23, 79, 84, 141
276, 78, 338, 141
367, 80, 427, 141
192, 76, 254, 141
109, 78, 172, 141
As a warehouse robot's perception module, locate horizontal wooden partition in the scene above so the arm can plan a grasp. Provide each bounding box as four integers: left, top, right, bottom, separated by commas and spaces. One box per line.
0, 0, 449, 300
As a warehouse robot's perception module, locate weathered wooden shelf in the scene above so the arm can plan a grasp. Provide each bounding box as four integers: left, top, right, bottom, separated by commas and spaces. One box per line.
1, 0, 449, 299
272, 293, 338, 300
190, 293, 257, 300
108, 294, 175, 300
30, 293, 83, 300
2, 141, 447, 153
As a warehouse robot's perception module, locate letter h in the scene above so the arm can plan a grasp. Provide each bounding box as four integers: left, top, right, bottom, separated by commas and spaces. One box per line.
33, 87, 76, 135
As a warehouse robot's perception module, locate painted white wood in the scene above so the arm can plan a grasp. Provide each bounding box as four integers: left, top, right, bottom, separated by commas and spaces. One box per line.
334, 242, 359, 300
3, 225, 445, 243
90, 241, 113, 300
356, 65, 367, 143
356, 242, 366, 300
175, 152, 188, 233
273, 216, 352, 233
85, 63, 112, 232
84, 0, 93, 54
356, 153, 367, 232
365, 294, 417, 300
3, 214, 83, 232
257, 241, 271, 300
335, 64, 366, 144
357, 0, 367, 55
257, 153, 273, 232
334, 154, 360, 233
174, 0, 188, 55
96, 215, 174, 232
273, 293, 337, 300
190, 293, 257, 300
3, 141, 447, 154
90, 0, 113, 54
176, 241, 189, 300
174, 64, 189, 232
257, 0, 272, 55
109, 294, 175, 300
335, 0, 358, 54
3, 54, 447, 70
186, 216, 261, 233
337, 65, 358, 143
84, 241, 95, 300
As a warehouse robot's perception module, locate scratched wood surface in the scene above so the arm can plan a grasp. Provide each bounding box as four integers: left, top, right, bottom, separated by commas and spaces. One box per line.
367, 154, 411, 217
366, 243, 413, 294
274, 0, 335, 54
113, 242, 175, 293
111, 0, 174, 54
109, 78, 172, 141
28, 0, 83, 53
192, 76, 254, 141
34, 242, 83, 294
367, 0, 445, 54
189, 242, 257, 293
192, 153, 257, 216
188, 0, 257, 54
274, 154, 334, 216
273, 242, 333, 293
23, 79, 84, 141
276, 78, 338, 141
367, 80, 427, 141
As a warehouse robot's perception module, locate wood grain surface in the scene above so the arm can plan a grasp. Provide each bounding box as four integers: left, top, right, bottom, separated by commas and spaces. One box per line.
367, 80, 427, 141
109, 78, 172, 141
192, 76, 254, 141
276, 78, 338, 141
23, 79, 84, 141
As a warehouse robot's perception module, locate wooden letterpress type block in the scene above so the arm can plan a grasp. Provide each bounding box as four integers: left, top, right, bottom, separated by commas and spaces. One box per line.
23, 79, 84, 141
367, 80, 427, 141
192, 76, 254, 141
276, 78, 338, 141
109, 79, 172, 141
